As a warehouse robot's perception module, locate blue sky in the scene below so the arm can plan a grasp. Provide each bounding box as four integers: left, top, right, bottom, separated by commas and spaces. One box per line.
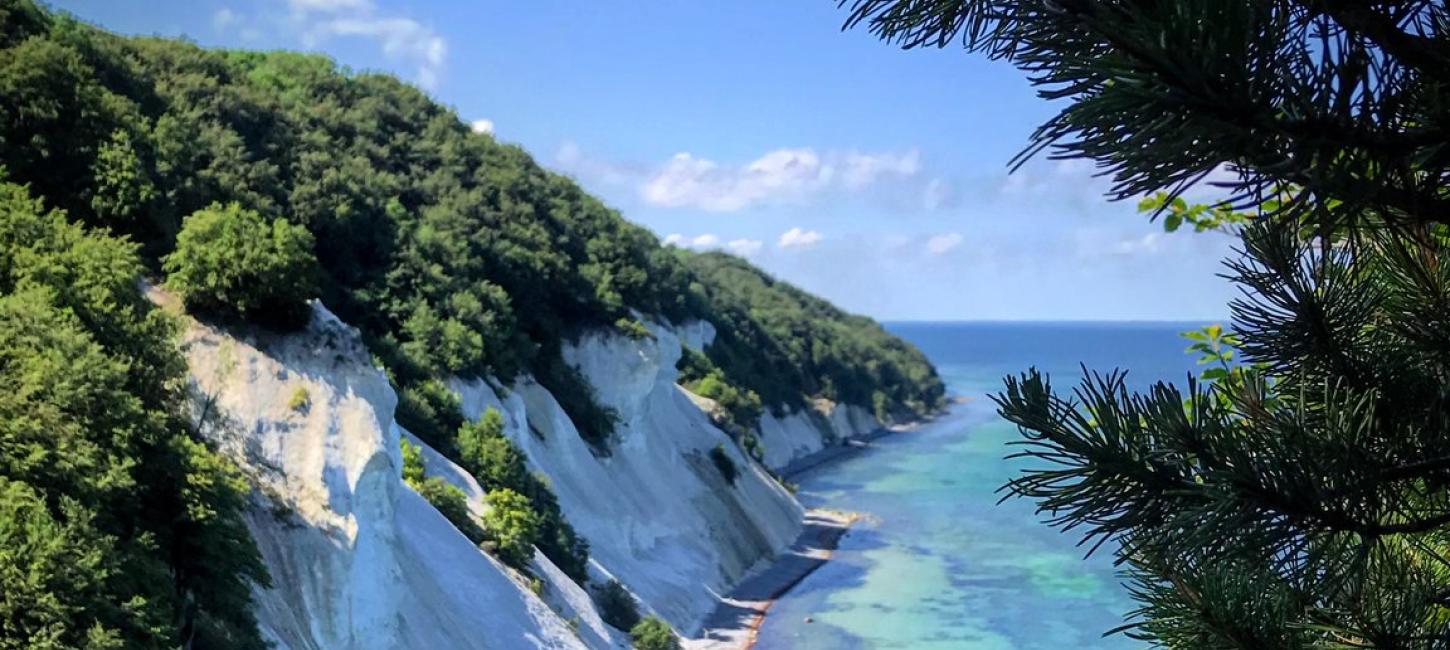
54, 0, 1237, 321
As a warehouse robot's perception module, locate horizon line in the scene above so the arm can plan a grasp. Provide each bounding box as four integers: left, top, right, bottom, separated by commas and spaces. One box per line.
879, 317, 1233, 324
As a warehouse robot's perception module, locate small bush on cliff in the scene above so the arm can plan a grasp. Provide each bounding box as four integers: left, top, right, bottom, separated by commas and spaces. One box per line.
482, 488, 540, 569
630, 617, 678, 650
163, 202, 318, 330
594, 579, 640, 631
677, 348, 762, 432
400, 438, 486, 545
457, 407, 591, 581
458, 408, 528, 490
418, 478, 486, 545
708, 444, 738, 486
614, 317, 653, 341
395, 378, 463, 452
288, 386, 311, 413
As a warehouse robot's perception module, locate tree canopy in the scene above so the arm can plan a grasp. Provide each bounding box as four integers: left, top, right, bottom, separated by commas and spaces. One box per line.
0, 0, 942, 447
164, 202, 319, 329
845, 0, 1450, 646
0, 0, 948, 640
0, 179, 267, 648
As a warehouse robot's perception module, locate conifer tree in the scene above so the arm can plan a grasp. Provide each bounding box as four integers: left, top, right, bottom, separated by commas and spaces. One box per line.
844, 1, 1450, 646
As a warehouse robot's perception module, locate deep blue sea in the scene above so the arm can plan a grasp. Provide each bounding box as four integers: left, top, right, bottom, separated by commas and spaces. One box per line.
754, 321, 1217, 650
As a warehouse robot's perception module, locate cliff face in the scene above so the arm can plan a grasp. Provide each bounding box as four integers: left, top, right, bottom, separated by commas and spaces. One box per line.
181, 303, 595, 650
757, 402, 882, 473
182, 301, 802, 647
451, 319, 804, 633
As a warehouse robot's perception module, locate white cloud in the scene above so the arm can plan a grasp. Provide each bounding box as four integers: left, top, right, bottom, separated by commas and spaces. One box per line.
778, 227, 823, 250
727, 238, 764, 256
841, 149, 920, 189
289, 0, 371, 11
641, 149, 833, 212
926, 232, 964, 255
663, 233, 720, 249
922, 178, 953, 211
470, 119, 494, 135
1113, 232, 1164, 256
635, 147, 927, 212
278, 0, 446, 90
661, 233, 762, 257
213, 8, 239, 30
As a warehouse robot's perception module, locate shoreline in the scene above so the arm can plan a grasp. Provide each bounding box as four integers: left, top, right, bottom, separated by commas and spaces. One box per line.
688, 509, 855, 650
690, 406, 954, 649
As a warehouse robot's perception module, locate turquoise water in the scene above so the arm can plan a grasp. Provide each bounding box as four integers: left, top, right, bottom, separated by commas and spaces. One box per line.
754, 321, 1215, 650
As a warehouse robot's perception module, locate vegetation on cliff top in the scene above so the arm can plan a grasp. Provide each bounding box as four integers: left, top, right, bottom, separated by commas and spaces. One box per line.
0, 0, 942, 438
0, 0, 945, 641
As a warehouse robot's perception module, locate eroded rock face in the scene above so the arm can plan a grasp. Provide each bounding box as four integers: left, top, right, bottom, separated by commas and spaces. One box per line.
180, 301, 803, 646
451, 321, 803, 634
757, 402, 882, 472
182, 304, 588, 650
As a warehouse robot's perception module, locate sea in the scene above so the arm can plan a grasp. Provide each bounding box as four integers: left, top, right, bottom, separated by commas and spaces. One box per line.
752, 321, 1218, 650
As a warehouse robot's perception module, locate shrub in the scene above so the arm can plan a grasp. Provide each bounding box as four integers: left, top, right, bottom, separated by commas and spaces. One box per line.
534, 350, 617, 451
629, 617, 678, 650
417, 477, 486, 545
708, 444, 738, 485
457, 407, 528, 490
399, 438, 485, 545
482, 488, 540, 569
614, 317, 653, 341
287, 386, 310, 412
163, 202, 319, 330
457, 407, 591, 581
400, 438, 427, 486
395, 378, 463, 452
594, 579, 640, 631
677, 349, 762, 431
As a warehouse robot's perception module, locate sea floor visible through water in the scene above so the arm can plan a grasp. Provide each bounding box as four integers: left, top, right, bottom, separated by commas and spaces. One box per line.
753, 321, 1213, 650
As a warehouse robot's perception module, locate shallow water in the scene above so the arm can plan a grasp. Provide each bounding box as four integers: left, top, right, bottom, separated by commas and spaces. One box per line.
754, 321, 1214, 650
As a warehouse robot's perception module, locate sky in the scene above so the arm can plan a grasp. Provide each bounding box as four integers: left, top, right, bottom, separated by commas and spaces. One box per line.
52, 0, 1239, 321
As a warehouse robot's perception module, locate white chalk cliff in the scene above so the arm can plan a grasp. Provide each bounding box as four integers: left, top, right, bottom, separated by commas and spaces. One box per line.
756, 401, 881, 473
179, 301, 834, 648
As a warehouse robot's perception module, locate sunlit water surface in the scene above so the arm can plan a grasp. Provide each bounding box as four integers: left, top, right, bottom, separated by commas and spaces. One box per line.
753, 321, 1212, 650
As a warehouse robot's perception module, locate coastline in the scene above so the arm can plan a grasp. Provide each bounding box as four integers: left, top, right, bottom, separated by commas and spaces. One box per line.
689, 406, 952, 649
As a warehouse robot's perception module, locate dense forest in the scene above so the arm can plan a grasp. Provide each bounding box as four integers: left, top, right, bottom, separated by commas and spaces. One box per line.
0, 1, 943, 646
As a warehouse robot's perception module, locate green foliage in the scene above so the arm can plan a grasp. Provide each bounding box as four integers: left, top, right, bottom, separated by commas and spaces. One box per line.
708, 444, 738, 486
629, 616, 678, 650
288, 386, 311, 412
482, 488, 540, 569
395, 378, 464, 452
844, 0, 1450, 646
457, 408, 528, 490
0, 0, 940, 456
680, 251, 944, 420
534, 351, 618, 451
400, 438, 486, 545
0, 3, 946, 629
455, 407, 590, 580
399, 437, 427, 487
418, 477, 486, 546
163, 202, 319, 329
593, 579, 640, 632
1138, 192, 1251, 235
677, 347, 764, 432
614, 316, 653, 341
0, 178, 266, 648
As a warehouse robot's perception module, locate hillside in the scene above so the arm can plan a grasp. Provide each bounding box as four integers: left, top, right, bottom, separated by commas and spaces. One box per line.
0, 1, 944, 647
